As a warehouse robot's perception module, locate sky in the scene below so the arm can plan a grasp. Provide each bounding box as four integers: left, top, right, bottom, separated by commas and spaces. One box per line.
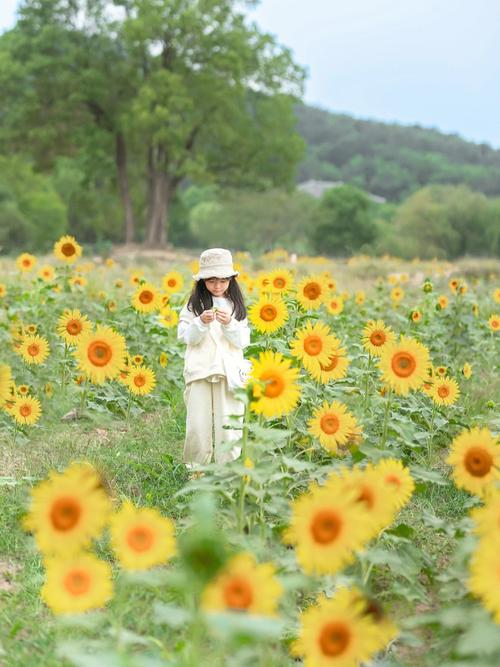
2, 0, 499, 147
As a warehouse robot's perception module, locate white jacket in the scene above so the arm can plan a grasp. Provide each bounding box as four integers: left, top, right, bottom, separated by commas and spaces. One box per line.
177, 297, 251, 387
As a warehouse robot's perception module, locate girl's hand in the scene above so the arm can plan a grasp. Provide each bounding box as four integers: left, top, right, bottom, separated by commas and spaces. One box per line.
215, 310, 231, 325
200, 310, 215, 324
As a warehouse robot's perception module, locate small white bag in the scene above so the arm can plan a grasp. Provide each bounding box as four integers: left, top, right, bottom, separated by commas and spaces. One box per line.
225, 358, 253, 391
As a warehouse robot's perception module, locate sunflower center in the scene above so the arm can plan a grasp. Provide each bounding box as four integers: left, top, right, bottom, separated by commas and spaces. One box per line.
437, 385, 450, 398
385, 474, 401, 487
133, 374, 146, 387
50, 497, 81, 531
318, 622, 350, 657
464, 447, 493, 477
127, 525, 154, 552
167, 279, 176, 287
303, 335, 323, 356
223, 576, 253, 610
260, 371, 285, 398
64, 569, 91, 596
357, 485, 375, 509
370, 331, 386, 346
87, 341, 112, 367
320, 355, 339, 372
303, 283, 321, 300
139, 290, 154, 304
22, 259, 31, 267
260, 305, 277, 322
27, 344, 40, 357
62, 243, 76, 257
67, 320, 83, 335
311, 509, 342, 544
391, 351, 416, 378
320, 414, 340, 435
19, 404, 32, 417
273, 277, 285, 289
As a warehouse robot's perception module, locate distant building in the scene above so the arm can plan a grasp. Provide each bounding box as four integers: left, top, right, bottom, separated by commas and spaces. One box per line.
297, 179, 386, 204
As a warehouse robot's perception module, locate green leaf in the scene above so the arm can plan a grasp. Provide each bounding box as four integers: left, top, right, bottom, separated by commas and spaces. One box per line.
205, 612, 285, 641
152, 602, 192, 629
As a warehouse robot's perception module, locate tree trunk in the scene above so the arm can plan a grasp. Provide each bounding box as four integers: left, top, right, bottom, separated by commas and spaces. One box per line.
115, 132, 135, 243
145, 169, 170, 247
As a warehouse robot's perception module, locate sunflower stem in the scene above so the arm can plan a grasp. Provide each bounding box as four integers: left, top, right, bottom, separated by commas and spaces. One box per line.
12, 421, 18, 446
380, 390, 393, 448
79, 379, 89, 416
125, 392, 132, 422
363, 353, 372, 410
427, 403, 437, 464
237, 399, 250, 533
60, 343, 68, 394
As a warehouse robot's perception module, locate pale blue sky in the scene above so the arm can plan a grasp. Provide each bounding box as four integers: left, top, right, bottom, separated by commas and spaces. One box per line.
2, 0, 499, 147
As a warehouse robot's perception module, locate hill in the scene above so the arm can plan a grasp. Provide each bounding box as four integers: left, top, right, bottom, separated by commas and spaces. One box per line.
296, 105, 500, 202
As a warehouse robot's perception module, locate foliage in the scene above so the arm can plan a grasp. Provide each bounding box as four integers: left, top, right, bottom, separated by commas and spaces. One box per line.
296, 105, 500, 201
310, 184, 377, 255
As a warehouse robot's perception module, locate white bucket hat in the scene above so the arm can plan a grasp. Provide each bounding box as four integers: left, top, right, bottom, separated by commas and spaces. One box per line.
192, 248, 239, 281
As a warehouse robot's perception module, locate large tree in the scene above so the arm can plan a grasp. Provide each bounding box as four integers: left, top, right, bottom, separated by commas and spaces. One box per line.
0, 0, 305, 245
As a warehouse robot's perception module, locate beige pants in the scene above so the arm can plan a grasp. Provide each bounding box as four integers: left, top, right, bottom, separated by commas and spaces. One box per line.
183, 378, 243, 465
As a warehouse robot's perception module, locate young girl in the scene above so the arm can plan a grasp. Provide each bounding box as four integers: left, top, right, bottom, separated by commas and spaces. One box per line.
178, 248, 250, 467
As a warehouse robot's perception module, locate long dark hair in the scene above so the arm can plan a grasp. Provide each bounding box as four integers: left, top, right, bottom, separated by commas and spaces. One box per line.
187, 277, 247, 320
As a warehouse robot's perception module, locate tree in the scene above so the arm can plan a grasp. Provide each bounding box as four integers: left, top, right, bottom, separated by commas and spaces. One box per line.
310, 185, 377, 256
120, 0, 305, 245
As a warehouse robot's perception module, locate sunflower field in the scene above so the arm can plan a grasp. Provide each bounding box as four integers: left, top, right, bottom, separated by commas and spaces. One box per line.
1, 238, 499, 667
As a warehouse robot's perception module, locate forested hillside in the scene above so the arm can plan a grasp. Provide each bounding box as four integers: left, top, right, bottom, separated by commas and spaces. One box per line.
296, 105, 500, 201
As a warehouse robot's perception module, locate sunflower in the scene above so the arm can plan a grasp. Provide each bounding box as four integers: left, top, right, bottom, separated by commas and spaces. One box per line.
266, 268, 294, 294
378, 336, 431, 395
25, 324, 37, 335
362, 320, 396, 357
446, 427, 500, 496
68, 275, 88, 289
494, 288, 500, 304
435, 365, 447, 376
129, 270, 145, 286
56, 309, 92, 345
290, 321, 337, 372
42, 553, 113, 615
250, 351, 301, 418
109, 500, 175, 571
326, 466, 398, 536
390, 287, 404, 303
162, 271, 184, 294
16, 253, 37, 272
201, 552, 283, 616
470, 490, 500, 537
17, 384, 29, 395
248, 295, 289, 334
488, 314, 500, 332
256, 272, 272, 293
355, 291, 366, 306
131, 354, 143, 365
19, 335, 50, 365
449, 278, 459, 293
462, 362, 473, 379
0, 283, 6, 297
159, 352, 168, 368
374, 458, 415, 510
283, 483, 372, 575
430, 376, 460, 406
437, 295, 449, 310
291, 589, 382, 667
38, 265, 55, 282
468, 538, 500, 624
12, 395, 41, 426
325, 295, 344, 316
115, 279, 124, 289
472, 303, 479, 317
53, 235, 82, 263
411, 309, 422, 323
306, 340, 350, 384
159, 305, 179, 328
132, 282, 161, 313
345, 588, 399, 654
126, 365, 156, 396
23, 462, 112, 555
74, 325, 127, 384
0, 364, 13, 406
296, 275, 328, 310
308, 401, 358, 453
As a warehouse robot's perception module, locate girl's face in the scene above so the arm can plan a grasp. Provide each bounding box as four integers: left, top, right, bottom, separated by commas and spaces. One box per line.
204, 277, 230, 297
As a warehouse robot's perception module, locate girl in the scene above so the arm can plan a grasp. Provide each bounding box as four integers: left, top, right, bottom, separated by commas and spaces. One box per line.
178, 248, 251, 468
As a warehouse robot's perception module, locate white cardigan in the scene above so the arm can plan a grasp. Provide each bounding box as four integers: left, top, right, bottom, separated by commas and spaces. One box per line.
177, 297, 250, 387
